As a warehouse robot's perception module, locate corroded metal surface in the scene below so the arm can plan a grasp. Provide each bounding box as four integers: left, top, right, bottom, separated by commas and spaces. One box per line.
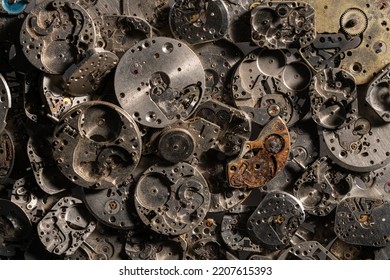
228, 117, 290, 189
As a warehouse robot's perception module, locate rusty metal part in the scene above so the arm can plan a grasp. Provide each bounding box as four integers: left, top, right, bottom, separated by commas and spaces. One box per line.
261, 116, 319, 193
227, 116, 290, 189
198, 149, 252, 212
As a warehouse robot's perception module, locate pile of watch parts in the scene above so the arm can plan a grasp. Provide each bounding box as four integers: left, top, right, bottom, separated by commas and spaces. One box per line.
1, 0, 390, 260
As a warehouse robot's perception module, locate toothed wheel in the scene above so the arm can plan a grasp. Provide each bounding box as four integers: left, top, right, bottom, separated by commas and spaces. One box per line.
340, 8, 368, 36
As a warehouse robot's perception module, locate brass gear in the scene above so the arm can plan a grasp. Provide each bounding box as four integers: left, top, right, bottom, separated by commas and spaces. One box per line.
340, 8, 368, 36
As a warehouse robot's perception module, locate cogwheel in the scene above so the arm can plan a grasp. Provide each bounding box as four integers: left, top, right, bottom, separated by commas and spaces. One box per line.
340, 8, 368, 36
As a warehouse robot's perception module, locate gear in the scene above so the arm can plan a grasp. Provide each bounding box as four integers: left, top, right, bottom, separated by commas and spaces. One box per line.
340, 8, 368, 36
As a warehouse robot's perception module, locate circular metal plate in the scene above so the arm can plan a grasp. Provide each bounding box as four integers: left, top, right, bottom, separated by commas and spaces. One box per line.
52, 101, 142, 189
134, 162, 210, 236
115, 37, 205, 128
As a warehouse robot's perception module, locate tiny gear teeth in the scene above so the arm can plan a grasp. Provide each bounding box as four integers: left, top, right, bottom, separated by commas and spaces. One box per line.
340, 8, 368, 36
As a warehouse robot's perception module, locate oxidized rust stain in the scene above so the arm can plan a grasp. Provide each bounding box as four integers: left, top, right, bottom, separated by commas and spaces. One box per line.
227, 116, 290, 189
